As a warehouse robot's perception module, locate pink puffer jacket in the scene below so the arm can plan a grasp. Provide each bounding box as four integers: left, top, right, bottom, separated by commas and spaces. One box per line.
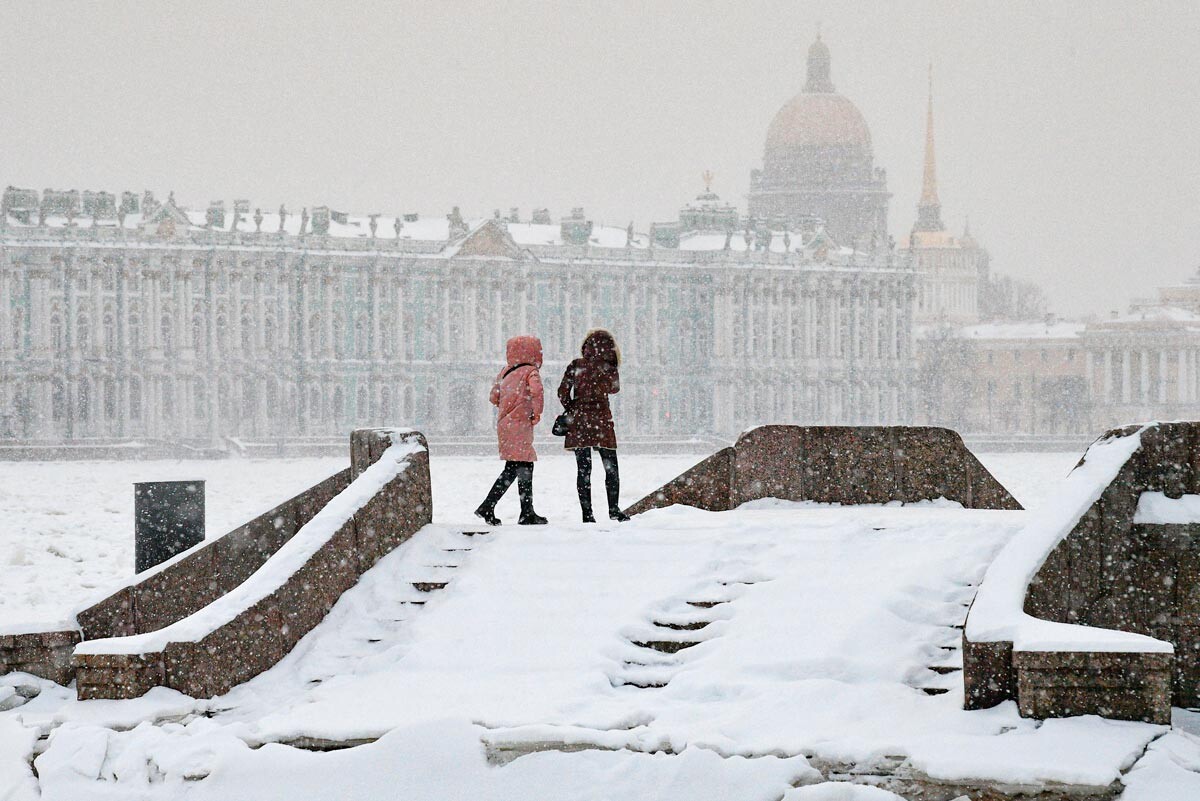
491, 335, 544, 462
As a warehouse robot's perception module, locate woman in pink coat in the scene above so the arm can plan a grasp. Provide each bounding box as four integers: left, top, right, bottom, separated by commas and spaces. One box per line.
474, 335, 548, 525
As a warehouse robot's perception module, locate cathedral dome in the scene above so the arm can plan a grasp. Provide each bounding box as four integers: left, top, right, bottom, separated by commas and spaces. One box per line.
760, 35, 874, 184
764, 92, 872, 159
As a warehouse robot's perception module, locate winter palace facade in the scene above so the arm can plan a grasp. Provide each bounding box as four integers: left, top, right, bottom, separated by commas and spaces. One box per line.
0, 191, 915, 450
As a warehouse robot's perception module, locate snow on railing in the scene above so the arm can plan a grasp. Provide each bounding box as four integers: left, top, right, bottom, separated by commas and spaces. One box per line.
76, 433, 426, 657
966, 423, 1172, 654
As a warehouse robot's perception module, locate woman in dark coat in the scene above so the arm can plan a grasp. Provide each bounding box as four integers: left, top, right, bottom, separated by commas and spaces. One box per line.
558, 329, 629, 522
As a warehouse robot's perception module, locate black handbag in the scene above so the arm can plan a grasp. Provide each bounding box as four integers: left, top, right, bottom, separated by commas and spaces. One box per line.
552, 410, 571, 437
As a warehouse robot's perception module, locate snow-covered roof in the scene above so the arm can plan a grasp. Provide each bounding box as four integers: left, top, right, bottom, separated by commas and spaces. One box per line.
958, 321, 1085, 341
1102, 305, 1200, 325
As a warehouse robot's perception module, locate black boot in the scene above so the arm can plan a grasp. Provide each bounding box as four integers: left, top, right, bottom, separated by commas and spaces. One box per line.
516, 463, 547, 525
476, 462, 518, 526
575, 448, 596, 523
600, 448, 629, 521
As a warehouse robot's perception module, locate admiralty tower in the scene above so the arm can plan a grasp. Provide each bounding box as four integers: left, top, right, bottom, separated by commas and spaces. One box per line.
747, 35, 891, 249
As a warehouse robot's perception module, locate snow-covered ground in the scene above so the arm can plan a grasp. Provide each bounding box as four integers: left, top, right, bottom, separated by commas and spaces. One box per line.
0, 451, 1074, 629
5, 448, 1200, 799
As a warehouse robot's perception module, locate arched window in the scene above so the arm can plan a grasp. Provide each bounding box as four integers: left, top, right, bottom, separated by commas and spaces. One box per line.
51, 315, 63, 353
308, 314, 322, 358
78, 379, 91, 422
333, 386, 345, 422
218, 378, 233, 422
355, 315, 368, 359
216, 315, 229, 355
242, 379, 256, 419
264, 317, 277, 352
380, 386, 392, 422
194, 378, 207, 420
309, 386, 321, 421
104, 315, 116, 356
51, 380, 65, 422
241, 316, 253, 354
333, 313, 346, 358
424, 386, 437, 429
403, 386, 414, 420
104, 379, 117, 421
357, 385, 369, 422
12, 307, 24, 352
129, 377, 142, 421
129, 314, 142, 353
77, 315, 90, 353
192, 316, 204, 353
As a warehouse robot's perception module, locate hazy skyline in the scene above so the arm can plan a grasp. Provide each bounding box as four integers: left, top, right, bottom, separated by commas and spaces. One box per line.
1, 0, 1197, 316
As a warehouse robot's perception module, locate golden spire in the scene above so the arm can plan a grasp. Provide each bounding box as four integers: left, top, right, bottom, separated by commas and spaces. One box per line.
921, 63, 939, 205
914, 62, 945, 232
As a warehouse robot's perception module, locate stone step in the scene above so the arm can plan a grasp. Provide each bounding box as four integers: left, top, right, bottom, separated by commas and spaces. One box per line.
461, 531, 490, 537
412, 583, 447, 593
613, 679, 668, 689
632, 640, 700, 655
920, 687, 951, 696
686, 601, 727, 609
652, 620, 711, 631
928, 665, 962, 675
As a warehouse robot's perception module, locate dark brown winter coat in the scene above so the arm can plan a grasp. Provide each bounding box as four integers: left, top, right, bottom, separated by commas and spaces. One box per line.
558, 329, 620, 450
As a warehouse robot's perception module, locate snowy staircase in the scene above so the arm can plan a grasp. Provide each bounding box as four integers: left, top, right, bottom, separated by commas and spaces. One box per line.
214, 527, 493, 723
900, 582, 976, 697
610, 576, 757, 690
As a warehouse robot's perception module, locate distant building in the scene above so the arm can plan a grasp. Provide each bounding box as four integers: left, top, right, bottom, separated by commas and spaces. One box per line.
935, 275, 1200, 439
747, 36, 891, 248
0, 183, 915, 452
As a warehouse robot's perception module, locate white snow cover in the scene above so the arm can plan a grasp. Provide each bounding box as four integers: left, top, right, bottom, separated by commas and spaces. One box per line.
1134, 492, 1200, 524
966, 424, 1172, 652
76, 435, 425, 655
9, 450, 1200, 797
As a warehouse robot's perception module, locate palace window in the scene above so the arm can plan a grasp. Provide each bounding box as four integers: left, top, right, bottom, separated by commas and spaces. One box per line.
77, 315, 91, 353
130, 378, 142, 420
51, 380, 65, 422
78, 379, 91, 422
160, 315, 173, 356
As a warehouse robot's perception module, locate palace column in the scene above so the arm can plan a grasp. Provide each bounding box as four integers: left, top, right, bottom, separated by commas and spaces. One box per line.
322, 274, 334, 358
0, 261, 9, 363
116, 259, 132, 436
58, 257, 77, 439
1121, 349, 1132, 404
1178, 348, 1188, 404
1140, 349, 1150, 404
1102, 348, 1113, 404
1158, 350, 1168, 405
369, 264, 382, 360
252, 269, 268, 436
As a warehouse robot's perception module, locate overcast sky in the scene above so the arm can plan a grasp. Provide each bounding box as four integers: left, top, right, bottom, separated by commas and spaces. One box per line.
1, 1, 1197, 316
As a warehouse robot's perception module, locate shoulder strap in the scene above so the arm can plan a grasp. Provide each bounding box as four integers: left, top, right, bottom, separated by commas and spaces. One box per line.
501, 362, 534, 380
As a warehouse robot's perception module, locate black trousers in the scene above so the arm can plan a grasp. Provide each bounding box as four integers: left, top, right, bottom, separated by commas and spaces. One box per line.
575, 447, 619, 515
480, 461, 535, 515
